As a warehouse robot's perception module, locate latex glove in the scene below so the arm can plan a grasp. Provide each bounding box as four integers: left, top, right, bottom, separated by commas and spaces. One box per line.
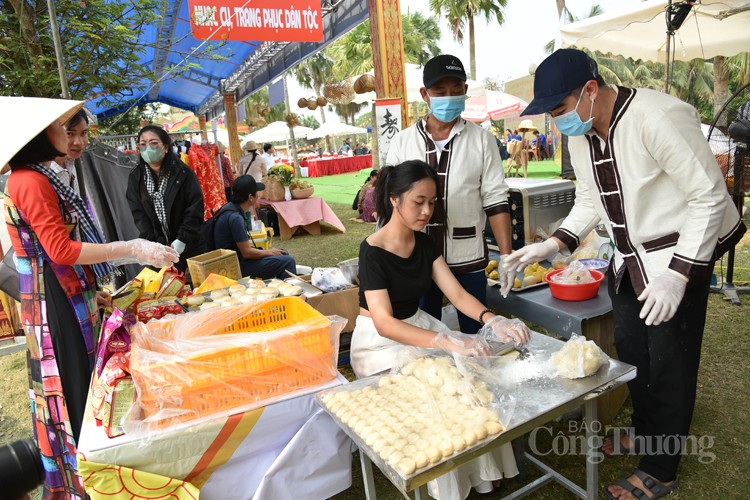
637, 269, 688, 326
171, 239, 186, 254
483, 315, 531, 347
497, 255, 514, 298
106, 239, 180, 268
432, 330, 491, 357
503, 239, 560, 273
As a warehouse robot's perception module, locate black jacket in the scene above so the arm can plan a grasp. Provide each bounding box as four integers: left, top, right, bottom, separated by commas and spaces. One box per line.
126, 154, 205, 271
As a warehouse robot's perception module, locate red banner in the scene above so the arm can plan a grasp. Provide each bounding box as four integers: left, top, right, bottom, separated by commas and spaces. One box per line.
188, 0, 323, 42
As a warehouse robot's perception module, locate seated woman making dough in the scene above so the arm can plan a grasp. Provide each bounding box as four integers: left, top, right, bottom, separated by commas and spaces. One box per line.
350, 160, 530, 499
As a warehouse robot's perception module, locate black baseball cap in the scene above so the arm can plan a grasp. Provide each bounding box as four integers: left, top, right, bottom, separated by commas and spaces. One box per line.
232, 175, 265, 201
423, 55, 467, 89
522, 49, 600, 116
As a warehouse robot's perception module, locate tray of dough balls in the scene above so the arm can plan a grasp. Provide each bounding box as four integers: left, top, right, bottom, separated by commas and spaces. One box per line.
316, 355, 507, 486
181, 279, 310, 311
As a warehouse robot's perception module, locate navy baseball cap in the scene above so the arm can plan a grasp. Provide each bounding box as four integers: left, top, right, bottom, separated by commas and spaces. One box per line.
522, 49, 599, 116
232, 175, 265, 199
423, 55, 467, 89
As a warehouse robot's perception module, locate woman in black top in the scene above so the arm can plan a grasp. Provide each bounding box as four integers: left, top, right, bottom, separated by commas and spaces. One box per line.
126, 125, 205, 274
351, 161, 530, 499
352, 160, 529, 377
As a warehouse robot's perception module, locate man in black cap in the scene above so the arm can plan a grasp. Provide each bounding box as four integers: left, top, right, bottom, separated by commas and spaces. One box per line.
504, 48, 745, 500
214, 175, 296, 279
386, 54, 515, 333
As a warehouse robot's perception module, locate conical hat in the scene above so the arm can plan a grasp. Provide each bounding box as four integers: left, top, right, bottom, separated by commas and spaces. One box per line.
0, 96, 84, 168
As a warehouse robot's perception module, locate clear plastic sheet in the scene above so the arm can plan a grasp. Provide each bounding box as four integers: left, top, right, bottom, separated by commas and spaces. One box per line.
550, 334, 610, 379
124, 298, 346, 436
550, 260, 595, 284
317, 350, 509, 482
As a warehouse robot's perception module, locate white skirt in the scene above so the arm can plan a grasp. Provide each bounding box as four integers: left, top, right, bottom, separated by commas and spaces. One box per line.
349, 312, 519, 500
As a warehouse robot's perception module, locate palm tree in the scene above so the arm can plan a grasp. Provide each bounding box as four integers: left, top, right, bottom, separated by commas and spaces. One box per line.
292, 52, 335, 152
326, 13, 442, 81
428, 0, 507, 80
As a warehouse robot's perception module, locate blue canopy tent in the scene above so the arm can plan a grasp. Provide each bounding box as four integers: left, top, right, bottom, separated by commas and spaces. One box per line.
86, 0, 368, 120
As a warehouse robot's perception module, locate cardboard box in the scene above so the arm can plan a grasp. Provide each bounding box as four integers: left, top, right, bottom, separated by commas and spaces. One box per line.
297, 275, 359, 333
186, 249, 241, 287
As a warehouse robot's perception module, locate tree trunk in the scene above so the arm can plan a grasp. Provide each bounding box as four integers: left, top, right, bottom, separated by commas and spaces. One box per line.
7, 0, 44, 58
318, 102, 333, 153
713, 56, 730, 128
468, 12, 476, 80
556, 0, 566, 21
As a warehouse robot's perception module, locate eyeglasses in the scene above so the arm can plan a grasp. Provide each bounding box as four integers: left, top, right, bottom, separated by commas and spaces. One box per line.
139, 140, 163, 149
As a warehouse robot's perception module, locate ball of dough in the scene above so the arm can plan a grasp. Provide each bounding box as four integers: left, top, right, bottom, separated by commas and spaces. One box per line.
439, 441, 454, 458
239, 294, 257, 304
229, 284, 246, 294
413, 451, 429, 469
186, 294, 205, 306
209, 289, 228, 300
484, 421, 504, 435
387, 450, 404, 466
463, 429, 478, 447
396, 457, 416, 476
426, 446, 442, 464
451, 435, 466, 452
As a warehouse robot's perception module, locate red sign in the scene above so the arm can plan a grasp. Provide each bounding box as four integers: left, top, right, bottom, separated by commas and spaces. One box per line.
188, 0, 323, 42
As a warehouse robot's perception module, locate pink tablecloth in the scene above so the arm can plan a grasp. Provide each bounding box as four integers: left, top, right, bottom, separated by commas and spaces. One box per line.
300, 155, 372, 177
258, 197, 346, 233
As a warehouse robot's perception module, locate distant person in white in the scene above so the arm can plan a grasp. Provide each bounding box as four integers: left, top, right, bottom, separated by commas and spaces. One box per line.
262, 143, 276, 166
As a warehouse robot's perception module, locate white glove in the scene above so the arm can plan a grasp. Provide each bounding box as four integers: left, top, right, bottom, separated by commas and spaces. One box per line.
497, 255, 514, 298
503, 239, 560, 273
106, 239, 180, 268
483, 315, 531, 347
171, 239, 186, 254
432, 330, 491, 357
637, 269, 688, 326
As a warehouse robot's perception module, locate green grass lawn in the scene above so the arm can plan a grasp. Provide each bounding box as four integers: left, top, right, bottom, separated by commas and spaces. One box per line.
1, 163, 748, 499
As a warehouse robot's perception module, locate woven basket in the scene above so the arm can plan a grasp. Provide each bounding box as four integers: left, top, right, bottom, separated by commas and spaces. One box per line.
291, 186, 314, 199
263, 177, 286, 201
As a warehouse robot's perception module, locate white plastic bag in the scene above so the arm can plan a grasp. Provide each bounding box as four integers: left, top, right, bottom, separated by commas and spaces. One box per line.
312, 267, 352, 292
550, 335, 609, 379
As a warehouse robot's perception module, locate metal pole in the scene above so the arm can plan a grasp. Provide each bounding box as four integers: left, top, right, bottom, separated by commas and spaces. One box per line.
283, 73, 301, 175
664, 0, 672, 93
47, 0, 72, 98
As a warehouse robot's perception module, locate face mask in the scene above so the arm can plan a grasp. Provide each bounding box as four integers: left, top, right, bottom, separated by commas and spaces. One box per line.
429, 94, 466, 123
140, 146, 165, 164
552, 89, 594, 136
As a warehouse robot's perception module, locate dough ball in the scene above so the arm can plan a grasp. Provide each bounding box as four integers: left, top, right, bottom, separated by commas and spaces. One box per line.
239, 294, 257, 304
246, 279, 266, 288
199, 301, 221, 311
403, 444, 418, 457
387, 450, 405, 466
463, 429, 478, 447
378, 375, 395, 387
209, 289, 228, 300
186, 295, 205, 306
244, 288, 260, 296
474, 424, 488, 441
451, 435, 466, 452
439, 440, 454, 458
380, 445, 395, 460
484, 421, 504, 435
280, 284, 302, 296
396, 457, 416, 476
413, 451, 429, 469
426, 446, 442, 464
401, 362, 416, 376
372, 438, 388, 454
406, 432, 420, 444
229, 284, 246, 294
392, 438, 407, 450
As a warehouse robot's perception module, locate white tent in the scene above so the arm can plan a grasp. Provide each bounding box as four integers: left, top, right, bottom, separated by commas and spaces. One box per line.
351, 63, 486, 104
560, 0, 750, 63
306, 122, 367, 140
245, 121, 314, 143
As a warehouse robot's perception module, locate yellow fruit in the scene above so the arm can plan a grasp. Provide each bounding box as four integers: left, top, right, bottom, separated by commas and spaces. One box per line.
489, 270, 499, 280
514, 278, 522, 289
536, 269, 547, 282
523, 275, 539, 286
486, 260, 498, 273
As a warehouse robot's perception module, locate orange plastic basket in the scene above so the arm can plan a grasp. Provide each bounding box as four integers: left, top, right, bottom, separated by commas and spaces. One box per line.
131, 298, 336, 428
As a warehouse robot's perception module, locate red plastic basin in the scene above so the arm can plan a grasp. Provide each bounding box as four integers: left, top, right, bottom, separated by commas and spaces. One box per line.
544, 268, 605, 301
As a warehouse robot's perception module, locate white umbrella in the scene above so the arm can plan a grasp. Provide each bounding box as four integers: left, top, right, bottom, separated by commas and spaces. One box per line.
350, 63, 486, 104
560, 0, 750, 63
245, 121, 314, 143
306, 122, 367, 140
462, 90, 528, 122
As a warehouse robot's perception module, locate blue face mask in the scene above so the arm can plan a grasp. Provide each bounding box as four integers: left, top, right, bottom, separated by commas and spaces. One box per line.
429, 94, 466, 123
552, 90, 594, 136
140, 146, 165, 164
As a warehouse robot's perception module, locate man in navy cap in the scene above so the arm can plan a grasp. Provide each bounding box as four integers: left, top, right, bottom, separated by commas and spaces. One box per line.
386, 54, 515, 333
504, 48, 745, 500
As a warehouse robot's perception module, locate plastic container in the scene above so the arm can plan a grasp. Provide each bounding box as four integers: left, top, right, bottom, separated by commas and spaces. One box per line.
544, 268, 605, 301
337, 258, 359, 285
578, 258, 610, 274
130, 298, 336, 428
